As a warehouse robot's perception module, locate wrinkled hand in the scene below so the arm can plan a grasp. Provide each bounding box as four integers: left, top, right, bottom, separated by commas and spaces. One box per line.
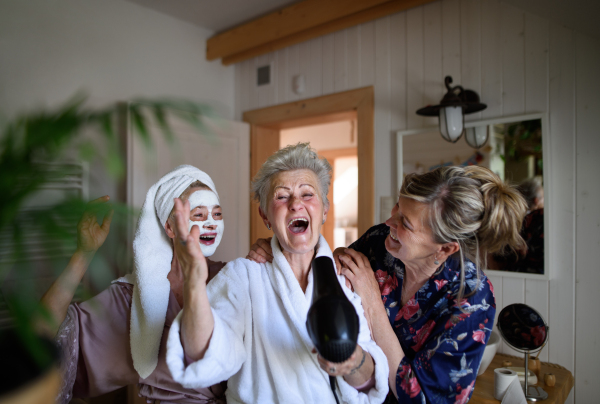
337, 249, 381, 308
313, 345, 366, 377
172, 197, 209, 284
333, 247, 347, 275
246, 237, 273, 263
76, 195, 114, 254
332, 247, 352, 289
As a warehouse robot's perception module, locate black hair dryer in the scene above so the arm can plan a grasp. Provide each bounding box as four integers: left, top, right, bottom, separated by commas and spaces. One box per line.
306, 256, 359, 403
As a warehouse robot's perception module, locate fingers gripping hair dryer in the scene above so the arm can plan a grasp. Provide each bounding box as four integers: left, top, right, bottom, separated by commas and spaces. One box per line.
306, 256, 359, 404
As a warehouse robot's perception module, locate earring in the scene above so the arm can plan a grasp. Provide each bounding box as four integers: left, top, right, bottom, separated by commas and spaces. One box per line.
322, 219, 325, 224
267, 223, 271, 230
434, 255, 439, 265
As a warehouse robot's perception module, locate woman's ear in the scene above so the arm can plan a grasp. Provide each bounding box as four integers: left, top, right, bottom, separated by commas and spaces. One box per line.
164, 219, 176, 239
258, 206, 270, 229
438, 241, 460, 261
322, 201, 330, 224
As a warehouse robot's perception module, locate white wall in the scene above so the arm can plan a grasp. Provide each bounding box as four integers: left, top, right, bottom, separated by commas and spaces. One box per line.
234, 1, 600, 402
0, 0, 236, 202
0, 0, 234, 118
0, 0, 236, 289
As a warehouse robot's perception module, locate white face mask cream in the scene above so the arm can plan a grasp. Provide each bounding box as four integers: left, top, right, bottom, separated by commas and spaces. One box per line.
186, 189, 223, 257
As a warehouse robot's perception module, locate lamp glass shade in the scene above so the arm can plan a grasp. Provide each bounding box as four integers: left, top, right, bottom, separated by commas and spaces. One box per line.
465, 125, 489, 148
439, 106, 464, 143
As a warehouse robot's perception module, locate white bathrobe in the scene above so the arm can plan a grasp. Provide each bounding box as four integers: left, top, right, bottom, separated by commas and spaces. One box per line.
166, 235, 389, 404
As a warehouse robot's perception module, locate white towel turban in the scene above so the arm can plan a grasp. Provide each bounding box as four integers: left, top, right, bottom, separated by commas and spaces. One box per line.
125, 164, 219, 379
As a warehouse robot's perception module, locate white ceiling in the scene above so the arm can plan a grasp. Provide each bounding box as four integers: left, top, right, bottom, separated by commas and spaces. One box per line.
124, 0, 298, 33
124, 0, 600, 39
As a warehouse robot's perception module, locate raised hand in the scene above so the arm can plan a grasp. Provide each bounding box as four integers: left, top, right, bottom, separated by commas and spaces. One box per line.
174, 198, 215, 361
246, 237, 273, 263
172, 197, 209, 284
76, 195, 114, 254
40, 195, 113, 336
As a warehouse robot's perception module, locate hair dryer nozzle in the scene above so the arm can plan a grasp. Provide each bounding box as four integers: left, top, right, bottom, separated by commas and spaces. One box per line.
306, 257, 359, 363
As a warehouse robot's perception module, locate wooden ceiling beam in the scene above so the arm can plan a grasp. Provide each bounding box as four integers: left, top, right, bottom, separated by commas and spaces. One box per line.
220, 0, 435, 65
207, 0, 391, 61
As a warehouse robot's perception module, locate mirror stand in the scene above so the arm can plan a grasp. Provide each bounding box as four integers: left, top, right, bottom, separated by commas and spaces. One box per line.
497, 303, 550, 401
523, 352, 548, 401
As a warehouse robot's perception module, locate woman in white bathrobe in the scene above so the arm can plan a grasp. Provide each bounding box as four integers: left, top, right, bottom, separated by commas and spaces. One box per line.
166, 143, 389, 404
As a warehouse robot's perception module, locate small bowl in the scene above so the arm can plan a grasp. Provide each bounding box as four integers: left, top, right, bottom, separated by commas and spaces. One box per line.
478, 330, 500, 375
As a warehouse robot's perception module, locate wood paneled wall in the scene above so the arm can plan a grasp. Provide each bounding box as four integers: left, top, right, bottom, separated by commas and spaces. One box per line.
234, 1, 600, 402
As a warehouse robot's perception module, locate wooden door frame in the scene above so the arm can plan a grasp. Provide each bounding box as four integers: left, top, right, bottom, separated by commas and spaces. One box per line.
243, 86, 374, 244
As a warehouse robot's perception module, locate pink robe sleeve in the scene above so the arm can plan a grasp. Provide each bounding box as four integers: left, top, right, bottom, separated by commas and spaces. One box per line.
55, 284, 139, 402
55, 310, 78, 404
55, 281, 226, 404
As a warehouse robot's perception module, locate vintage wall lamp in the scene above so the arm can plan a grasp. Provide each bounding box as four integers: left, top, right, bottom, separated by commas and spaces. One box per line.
416, 76, 488, 148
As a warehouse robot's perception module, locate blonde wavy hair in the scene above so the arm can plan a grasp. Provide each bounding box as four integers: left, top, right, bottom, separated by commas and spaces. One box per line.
400, 166, 527, 302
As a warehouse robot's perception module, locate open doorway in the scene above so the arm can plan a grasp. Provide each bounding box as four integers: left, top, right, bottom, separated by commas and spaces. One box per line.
243, 87, 374, 248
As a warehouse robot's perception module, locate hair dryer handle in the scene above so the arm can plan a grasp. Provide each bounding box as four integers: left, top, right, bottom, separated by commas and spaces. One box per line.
311, 256, 347, 302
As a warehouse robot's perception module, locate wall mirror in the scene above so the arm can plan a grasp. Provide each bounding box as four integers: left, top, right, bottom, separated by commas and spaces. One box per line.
396, 113, 549, 280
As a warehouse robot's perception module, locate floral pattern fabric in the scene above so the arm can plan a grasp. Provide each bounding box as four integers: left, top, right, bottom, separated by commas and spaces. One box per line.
350, 224, 496, 404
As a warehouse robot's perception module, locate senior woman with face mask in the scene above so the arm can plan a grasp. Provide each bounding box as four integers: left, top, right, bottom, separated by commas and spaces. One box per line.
166, 143, 389, 404
249, 166, 528, 404
42, 165, 228, 404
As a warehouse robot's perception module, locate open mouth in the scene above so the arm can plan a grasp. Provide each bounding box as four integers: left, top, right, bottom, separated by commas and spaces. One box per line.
389, 232, 399, 243
199, 233, 217, 245
287, 217, 309, 234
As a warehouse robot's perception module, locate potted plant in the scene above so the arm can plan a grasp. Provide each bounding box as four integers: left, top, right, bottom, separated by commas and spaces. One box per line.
0, 95, 212, 402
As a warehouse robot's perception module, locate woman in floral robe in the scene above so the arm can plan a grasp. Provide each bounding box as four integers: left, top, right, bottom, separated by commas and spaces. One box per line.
333, 167, 527, 403
343, 223, 495, 403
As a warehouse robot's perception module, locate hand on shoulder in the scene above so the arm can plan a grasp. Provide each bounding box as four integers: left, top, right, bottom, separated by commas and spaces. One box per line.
246, 237, 273, 264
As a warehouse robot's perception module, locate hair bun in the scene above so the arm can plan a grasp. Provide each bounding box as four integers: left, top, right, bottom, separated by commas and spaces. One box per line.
464, 166, 527, 254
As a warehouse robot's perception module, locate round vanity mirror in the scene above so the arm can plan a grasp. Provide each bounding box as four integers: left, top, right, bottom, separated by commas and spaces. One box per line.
497, 304, 549, 401
497, 303, 548, 352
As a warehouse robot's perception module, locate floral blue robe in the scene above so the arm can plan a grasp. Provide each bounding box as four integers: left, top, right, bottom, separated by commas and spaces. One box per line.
350, 224, 496, 404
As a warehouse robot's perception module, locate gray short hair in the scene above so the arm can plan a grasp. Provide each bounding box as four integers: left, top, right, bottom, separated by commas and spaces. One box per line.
251, 143, 332, 213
